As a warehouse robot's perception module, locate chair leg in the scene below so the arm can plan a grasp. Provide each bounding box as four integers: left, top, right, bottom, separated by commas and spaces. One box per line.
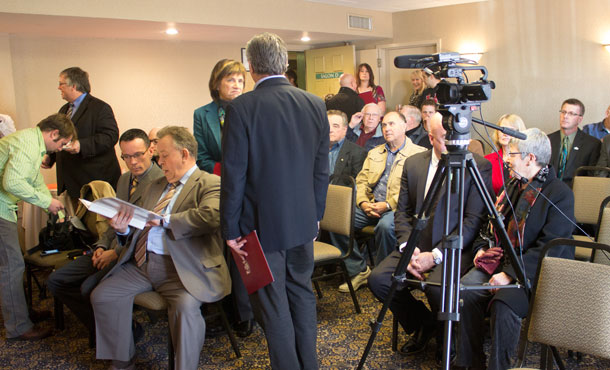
25, 266, 33, 307
313, 280, 323, 299
515, 320, 529, 367
215, 302, 241, 358
340, 262, 360, 313
168, 324, 175, 370
54, 297, 64, 330
551, 346, 566, 370
392, 315, 398, 352
366, 238, 376, 267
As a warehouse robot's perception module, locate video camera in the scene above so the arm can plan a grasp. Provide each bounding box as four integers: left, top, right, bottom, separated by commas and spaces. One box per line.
394, 52, 496, 149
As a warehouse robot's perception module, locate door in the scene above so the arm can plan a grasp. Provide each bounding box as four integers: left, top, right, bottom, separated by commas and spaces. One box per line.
305, 45, 355, 99
378, 43, 439, 111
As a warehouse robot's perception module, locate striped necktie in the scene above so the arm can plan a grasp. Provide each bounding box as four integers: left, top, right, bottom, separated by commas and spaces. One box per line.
558, 136, 569, 179
129, 177, 138, 199
66, 103, 74, 118
134, 182, 178, 267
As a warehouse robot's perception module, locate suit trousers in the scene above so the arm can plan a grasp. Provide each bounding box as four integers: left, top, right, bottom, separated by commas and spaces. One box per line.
228, 253, 254, 322
456, 268, 522, 369
91, 253, 204, 370
0, 218, 33, 337
47, 254, 114, 333
249, 242, 318, 370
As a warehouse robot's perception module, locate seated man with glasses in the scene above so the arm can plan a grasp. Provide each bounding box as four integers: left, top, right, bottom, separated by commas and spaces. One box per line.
47, 128, 163, 341
547, 98, 601, 187
346, 103, 387, 151
455, 128, 575, 370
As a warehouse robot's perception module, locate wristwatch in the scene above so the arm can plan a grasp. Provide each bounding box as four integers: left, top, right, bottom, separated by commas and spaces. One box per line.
432, 248, 443, 265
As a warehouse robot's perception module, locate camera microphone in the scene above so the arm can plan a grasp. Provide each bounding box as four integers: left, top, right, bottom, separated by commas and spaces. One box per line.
394, 54, 436, 69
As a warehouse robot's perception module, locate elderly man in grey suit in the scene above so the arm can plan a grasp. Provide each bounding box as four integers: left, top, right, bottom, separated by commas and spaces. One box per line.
48, 128, 163, 341
91, 126, 230, 370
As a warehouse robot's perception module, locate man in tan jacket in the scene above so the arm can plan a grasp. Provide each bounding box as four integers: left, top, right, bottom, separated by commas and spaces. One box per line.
333, 111, 426, 293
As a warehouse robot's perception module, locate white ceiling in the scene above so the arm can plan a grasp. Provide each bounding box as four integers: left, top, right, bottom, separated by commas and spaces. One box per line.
306, 0, 486, 13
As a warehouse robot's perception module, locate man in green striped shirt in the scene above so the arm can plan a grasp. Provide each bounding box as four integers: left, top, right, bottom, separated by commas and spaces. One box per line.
0, 113, 75, 340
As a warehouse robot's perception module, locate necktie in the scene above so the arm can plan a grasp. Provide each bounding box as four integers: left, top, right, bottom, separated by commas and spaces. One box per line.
134, 182, 178, 267
129, 177, 138, 199
66, 103, 74, 118
558, 136, 569, 179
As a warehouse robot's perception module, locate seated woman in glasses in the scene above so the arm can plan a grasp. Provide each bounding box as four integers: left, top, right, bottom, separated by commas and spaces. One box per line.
455, 128, 575, 370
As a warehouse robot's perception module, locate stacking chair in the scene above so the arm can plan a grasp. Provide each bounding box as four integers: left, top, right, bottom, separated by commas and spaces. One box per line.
512, 238, 610, 369
134, 291, 241, 370
312, 178, 361, 313
571, 166, 610, 261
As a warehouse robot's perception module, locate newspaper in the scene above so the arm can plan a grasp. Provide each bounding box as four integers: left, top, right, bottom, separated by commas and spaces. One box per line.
79, 197, 161, 230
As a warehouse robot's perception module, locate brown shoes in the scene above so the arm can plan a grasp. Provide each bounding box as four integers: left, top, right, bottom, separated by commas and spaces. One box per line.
10, 325, 53, 341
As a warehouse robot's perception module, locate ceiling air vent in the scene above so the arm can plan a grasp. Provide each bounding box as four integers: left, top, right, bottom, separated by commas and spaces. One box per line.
348, 14, 372, 31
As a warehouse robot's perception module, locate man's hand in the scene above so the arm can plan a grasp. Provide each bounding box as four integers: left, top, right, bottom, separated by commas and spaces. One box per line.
48, 198, 65, 214
489, 272, 513, 294
407, 251, 435, 280
108, 205, 134, 234
146, 219, 161, 227
227, 237, 248, 257
91, 248, 118, 270
41, 154, 53, 169
360, 201, 387, 218
349, 112, 363, 129
369, 202, 389, 216
62, 139, 81, 154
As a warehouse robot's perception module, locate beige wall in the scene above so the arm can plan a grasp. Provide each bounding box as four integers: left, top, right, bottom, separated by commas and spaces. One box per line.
391, 0, 610, 135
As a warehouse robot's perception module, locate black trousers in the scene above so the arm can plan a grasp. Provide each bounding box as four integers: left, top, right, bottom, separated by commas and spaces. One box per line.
47, 254, 114, 333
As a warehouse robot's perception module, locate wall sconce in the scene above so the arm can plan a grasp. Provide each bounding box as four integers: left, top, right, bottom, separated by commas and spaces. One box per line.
604, 44, 610, 53
460, 53, 483, 63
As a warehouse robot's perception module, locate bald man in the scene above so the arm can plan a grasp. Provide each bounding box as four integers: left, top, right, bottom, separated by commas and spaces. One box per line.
368, 113, 492, 357
325, 73, 365, 122
148, 127, 161, 164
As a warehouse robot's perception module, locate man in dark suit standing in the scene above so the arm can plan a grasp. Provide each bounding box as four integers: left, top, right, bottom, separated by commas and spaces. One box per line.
220, 33, 329, 370
325, 73, 365, 122
47, 128, 163, 340
548, 98, 601, 187
44, 67, 121, 207
327, 110, 366, 186
91, 127, 230, 370
368, 113, 492, 357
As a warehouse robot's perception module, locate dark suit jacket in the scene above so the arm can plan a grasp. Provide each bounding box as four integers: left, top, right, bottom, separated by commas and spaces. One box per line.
474, 168, 575, 316
221, 77, 329, 253
193, 101, 222, 173
407, 124, 431, 149
325, 87, 365, 121
330, 139, 366, 186
548, 129, 601, 187
56, 94, 121, 197
107, 168, 230, 303
95, 163, 164, 255
394, 150, 493, 273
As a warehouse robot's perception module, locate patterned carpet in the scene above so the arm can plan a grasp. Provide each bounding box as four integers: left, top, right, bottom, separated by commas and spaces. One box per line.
1, 269, 609, 369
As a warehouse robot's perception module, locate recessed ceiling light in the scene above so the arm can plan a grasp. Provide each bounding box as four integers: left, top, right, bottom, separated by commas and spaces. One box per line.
301, 35, 311, 42
165, 27, 179, 35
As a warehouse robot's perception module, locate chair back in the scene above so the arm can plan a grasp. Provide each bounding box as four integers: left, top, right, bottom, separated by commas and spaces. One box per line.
526, 238, 610, 360
319, 181, 355, 238
572, 167, 610, 224
593, 196, 610, 266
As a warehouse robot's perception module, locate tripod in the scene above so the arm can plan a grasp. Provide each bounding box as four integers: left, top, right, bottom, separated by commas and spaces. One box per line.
357, 147, 529, 370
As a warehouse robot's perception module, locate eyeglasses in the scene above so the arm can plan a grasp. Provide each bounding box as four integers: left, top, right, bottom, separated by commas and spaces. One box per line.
150, 139, 159, 144
507, 151, 528, 157
364, 113, 379, 117
121, 152, 146, 161
58, 82, 68, 87
559, 110, 582, 117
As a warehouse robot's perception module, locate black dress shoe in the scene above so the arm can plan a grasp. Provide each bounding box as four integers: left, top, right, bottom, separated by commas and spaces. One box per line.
399, 325, 435, 355
29, 309, 52, 324
233, 319, 254, 338
9, 325, 53, 341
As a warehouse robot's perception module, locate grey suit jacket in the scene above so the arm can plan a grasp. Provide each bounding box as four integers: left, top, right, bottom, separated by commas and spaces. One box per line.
106, 168, 230, 303
95, 163, 164, 255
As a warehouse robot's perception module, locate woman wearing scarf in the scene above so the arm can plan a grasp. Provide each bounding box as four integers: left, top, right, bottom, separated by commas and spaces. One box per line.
454, 128, 575, 370
194, 59, 246, 175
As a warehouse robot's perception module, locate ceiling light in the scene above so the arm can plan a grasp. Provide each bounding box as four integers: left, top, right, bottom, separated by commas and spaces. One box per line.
301, 35, 311, 42
165, 27, 179, 35
460, 53, 483, 63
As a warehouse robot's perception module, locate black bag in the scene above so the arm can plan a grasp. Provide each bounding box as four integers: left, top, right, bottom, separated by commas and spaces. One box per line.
28, 213, 95, 255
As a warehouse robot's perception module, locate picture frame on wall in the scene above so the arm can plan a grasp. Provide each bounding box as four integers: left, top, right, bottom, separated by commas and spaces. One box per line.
241, 48, 250, 71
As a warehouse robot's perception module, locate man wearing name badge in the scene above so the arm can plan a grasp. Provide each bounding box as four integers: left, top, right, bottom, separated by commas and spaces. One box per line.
548, 98, 601, 187
47, 128, 163, 340
43, 67, 121, 209
220, 33, 328, 370
0, 113, 75, 340
91, 126, 230, 370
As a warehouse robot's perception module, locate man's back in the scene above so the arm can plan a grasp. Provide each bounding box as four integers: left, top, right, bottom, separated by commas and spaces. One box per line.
221, 77, 329, 252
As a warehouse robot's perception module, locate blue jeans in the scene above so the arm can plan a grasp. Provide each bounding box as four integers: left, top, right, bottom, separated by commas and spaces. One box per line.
329, 207, 396, 277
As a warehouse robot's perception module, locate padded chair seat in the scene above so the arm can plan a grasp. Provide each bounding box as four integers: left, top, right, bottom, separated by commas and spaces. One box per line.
24, 250, 81, 269
134, 291, 168, 311
359, 225, 375, 236
313, 241, 342, 262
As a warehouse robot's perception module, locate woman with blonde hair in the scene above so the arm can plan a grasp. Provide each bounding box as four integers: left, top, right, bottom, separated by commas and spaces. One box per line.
485, 114, 527, 194
408, 70, 426, 106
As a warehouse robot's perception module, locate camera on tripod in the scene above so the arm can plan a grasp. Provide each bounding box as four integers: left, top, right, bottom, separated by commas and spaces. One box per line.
394, 52, 496, 149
